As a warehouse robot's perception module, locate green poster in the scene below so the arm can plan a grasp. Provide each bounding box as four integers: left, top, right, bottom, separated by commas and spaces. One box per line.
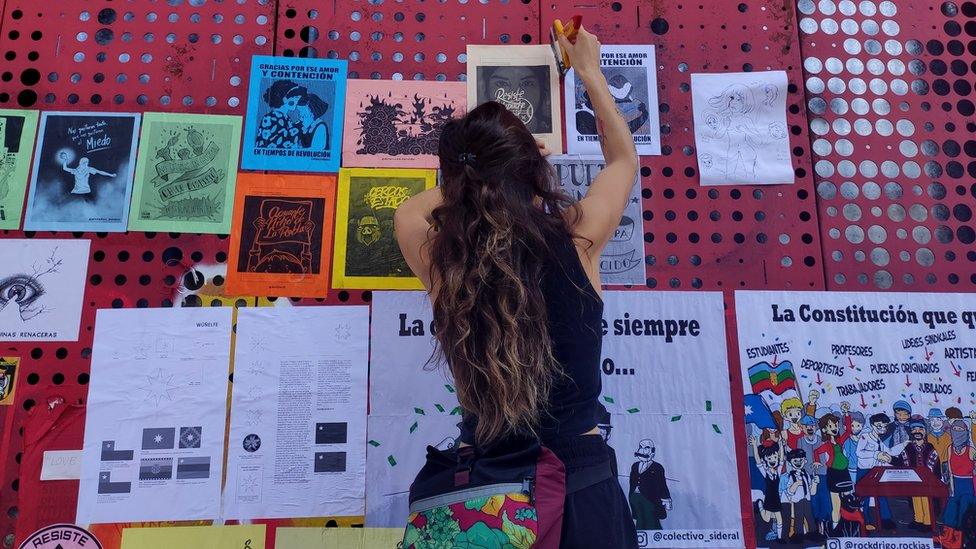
0, 109, 39, 230
128, 113, 242, 233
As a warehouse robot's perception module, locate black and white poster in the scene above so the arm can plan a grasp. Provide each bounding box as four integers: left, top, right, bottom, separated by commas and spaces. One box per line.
23, 112, 140, 232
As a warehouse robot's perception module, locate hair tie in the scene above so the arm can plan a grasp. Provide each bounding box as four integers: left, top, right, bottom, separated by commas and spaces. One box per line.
458, 153, 477, 166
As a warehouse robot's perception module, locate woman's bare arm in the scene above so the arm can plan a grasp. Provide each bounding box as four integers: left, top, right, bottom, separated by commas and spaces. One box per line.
393, 187, 443, 290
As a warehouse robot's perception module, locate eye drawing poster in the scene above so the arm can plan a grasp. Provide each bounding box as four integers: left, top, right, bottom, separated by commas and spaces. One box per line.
0, 109, 39, 229
23, 112, 140, 232
342, 80, 466, 169
76, 307, 232, 524
224, 306, 369, 519
333, 168, 436, 290
691, 71, 794, 186
550, 155, 644, 286
128, 113, 242, 234
0, 239, 90, 342
241, 56, 348, 173
565, 45, 661, 156
466, 45, 563, 154
225, 173, 336, 298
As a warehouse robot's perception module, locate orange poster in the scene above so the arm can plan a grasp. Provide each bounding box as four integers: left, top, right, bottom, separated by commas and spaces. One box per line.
226, 173, 336, 298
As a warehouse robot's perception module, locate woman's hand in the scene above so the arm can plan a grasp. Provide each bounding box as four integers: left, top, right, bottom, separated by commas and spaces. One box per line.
535, 138, 552, 157
557, 26, 603, 82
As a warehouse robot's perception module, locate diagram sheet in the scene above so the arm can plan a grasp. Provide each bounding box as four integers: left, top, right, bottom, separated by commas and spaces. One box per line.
224, 306, 370, 519
76, 307, 233, 524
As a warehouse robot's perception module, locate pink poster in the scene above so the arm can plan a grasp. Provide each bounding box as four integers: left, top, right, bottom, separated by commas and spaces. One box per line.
341, 80, 467, 169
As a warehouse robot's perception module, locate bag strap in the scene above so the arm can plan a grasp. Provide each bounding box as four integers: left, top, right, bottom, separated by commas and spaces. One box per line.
565, 460, 614, 494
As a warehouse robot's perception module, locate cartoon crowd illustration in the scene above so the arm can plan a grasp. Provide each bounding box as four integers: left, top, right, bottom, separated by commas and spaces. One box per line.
746, 361, 976, 547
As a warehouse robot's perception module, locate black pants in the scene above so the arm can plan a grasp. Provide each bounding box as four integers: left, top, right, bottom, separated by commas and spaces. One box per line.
547, 435, 639, 549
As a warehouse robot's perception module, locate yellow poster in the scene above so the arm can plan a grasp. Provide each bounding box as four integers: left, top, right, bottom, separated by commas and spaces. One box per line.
275, 527, 403, 548
120, 525, 265, 549
0, 356, 19, 405
333, 168, 436, 290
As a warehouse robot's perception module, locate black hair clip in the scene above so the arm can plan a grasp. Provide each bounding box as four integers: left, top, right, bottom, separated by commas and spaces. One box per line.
458, 152, 477, 165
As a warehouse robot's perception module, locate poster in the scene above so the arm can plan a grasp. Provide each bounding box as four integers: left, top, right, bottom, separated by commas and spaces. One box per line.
241, 56, 347, 173
224, 306, 370, 519
366, 291, 743, 544
736, 291, 976, 547
24, 112, 140, 232
0, 356, 18, 405
0, 109, 39, 229
342, 80, 466, 169
128, 113, 242, 234
225, 173, 336, 298
0, 239, 90, 342
120, 525, 265, 549
691, 71, 794, 186
275, 526, 404, 548
565, 46, 660, 156
466, 45, 562, 153
550, 155, 644, 286
333, 168, 436, 289
76, 308, 232, 524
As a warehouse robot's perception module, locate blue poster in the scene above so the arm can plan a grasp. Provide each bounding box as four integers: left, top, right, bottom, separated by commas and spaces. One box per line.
23, 112, 140, 233
241, 56, 347, 173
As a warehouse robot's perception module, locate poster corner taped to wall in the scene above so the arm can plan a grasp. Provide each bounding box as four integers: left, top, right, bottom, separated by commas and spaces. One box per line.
333, 167, 436, 290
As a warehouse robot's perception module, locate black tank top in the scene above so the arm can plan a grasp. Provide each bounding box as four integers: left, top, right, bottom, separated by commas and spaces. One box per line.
458, 231, 607, 445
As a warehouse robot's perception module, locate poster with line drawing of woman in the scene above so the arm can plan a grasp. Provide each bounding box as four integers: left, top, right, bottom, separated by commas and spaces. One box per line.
691, 71, 795, 186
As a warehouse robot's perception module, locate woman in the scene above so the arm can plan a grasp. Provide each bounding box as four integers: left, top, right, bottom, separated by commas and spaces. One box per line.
939, 418, 976, 545
395, 28, 639, 547
812, 409, 853, 534
256, 80, 307, 148
297, 93, 330, 150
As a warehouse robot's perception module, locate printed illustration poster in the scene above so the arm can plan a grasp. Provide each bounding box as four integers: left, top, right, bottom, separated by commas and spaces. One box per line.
0, 239, 90, 342
366, 291, 743, 545
121, 525, 266, 549
0, 357, 18, 405
24, 112, 140, 232
241, 56, 347, 173
466, 45, 563, 153
128, 113, 242, 234
550, 156, 644, 286
333, 168, 436, 289
0, 109, 39, 229
76, 307, 232, 524
224, 306, 369, 519
225, 173, 336, 298
342, 80, 466, 169
736, 291, 976, 548
565, 46, 661, 156
691, 71, 794, 186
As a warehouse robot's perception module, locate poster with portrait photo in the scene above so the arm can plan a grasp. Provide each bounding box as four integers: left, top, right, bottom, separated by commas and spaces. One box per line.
225, 173, 336, 298
550, 155, 644, 286
565, 45, 661, 156
466, 45, 562, 153
691, 71, 794, 186
241, 56, 347, 173
0, 109, 39, 230
333, 168, 436, 290
23, 112, 140, 232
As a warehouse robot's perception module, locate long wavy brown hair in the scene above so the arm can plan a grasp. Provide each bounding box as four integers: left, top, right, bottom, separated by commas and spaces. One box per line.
427, 102, 582, 446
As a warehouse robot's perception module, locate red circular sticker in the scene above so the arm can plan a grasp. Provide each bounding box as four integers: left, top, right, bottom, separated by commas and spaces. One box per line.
18, 524, 102, 549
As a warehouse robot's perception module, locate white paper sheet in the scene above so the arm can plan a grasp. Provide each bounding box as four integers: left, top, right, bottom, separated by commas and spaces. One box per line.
691, 71, 794, 185
223, 306, 370, 519
565, 45, 661, 156
76, 307, 232, 524
880, 469, 922, 483
550, 156, 644, 286
0, 239, 90, 342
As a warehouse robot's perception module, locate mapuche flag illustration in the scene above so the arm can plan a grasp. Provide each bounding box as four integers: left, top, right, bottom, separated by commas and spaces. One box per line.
748, 360, 798, 395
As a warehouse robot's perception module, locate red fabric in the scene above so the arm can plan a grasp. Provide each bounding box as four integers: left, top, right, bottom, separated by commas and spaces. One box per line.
534, 447, 566, 549
14, 401, 85, 546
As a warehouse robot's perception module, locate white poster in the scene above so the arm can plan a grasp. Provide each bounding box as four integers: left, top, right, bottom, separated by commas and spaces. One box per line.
76, 307, 232, 524
224, 306, 370, 519
601, 292, 743, 548
565, 45, 660, 156
691, 71, 794, 186
550, 156, 644, 286
365, 414, 461, 527
0, 238, 90, 341
736, 291, 976, 547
